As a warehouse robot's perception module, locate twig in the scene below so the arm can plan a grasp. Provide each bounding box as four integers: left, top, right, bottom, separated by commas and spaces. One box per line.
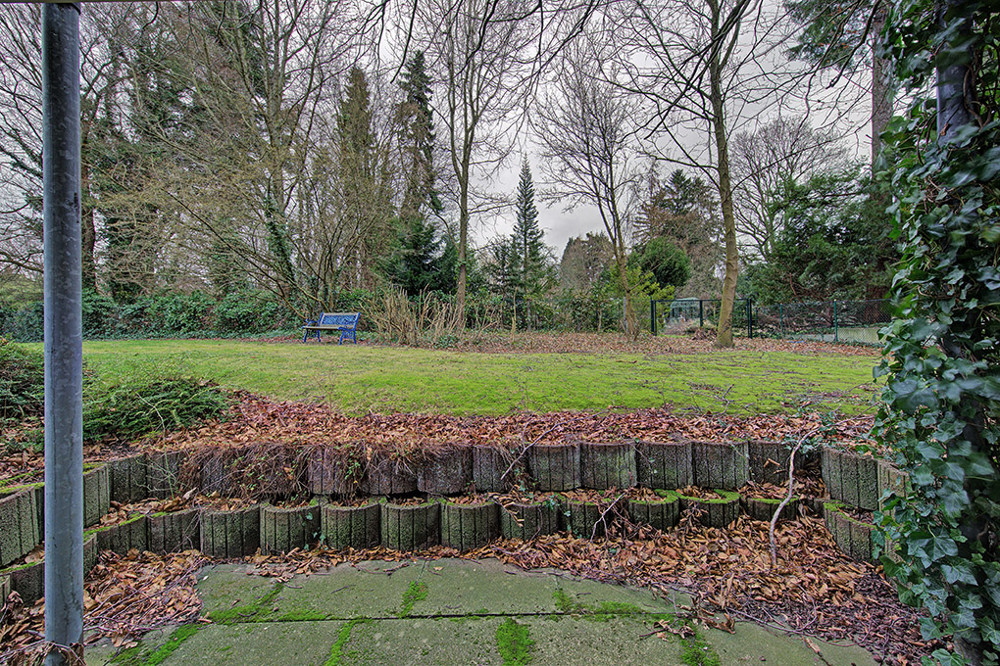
590, 492, 627, 541
769, 425, 824, 567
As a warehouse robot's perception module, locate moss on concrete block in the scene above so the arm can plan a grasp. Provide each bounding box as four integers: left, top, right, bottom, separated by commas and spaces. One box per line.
83, 464, 111, 528
678, 490, 740, 528
822, 448, 879, 511
823, 502, 877, 563
91, 514, 149, 555
322, 501, 381, 550
200, 505, 262, 558
499, 500, 561, 541
440, 501, 499, 551
742, 496, 799, 522
0, 489, 39, 568
691, 441, 749, 490
9, 559, 44, 605
580, 441, 637, 490
528, 443, 580, 491
627, 491, 679, 532
417, 446, 473, 496
260, 503, 320, 554
636, 439, 692, 490
565, 498, 619, 539
148, 508, 201, 554
380, 501, 440, 552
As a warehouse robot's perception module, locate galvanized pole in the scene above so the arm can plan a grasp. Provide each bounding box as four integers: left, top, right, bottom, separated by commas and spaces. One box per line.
936, 0, 971, 140
42, 4, 83, 664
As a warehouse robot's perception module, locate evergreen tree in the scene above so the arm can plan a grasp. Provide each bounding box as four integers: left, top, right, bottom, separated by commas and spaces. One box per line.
337, 67, 394, 287
486, 236, 521, 296
398, 50, 441, 217
381, 215, 456, 295
510, 160, 549, 299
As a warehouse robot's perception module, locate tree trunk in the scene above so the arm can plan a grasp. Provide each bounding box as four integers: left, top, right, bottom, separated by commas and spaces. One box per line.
870, 2, 892, 165
710, 15, 738, 349
80, 153, 96, 292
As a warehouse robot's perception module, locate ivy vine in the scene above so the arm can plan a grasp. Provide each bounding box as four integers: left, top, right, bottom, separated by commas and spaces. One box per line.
875, 2, 999, 665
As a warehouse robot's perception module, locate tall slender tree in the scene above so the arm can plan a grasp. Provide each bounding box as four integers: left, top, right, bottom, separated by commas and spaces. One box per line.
511, 160, 549, 300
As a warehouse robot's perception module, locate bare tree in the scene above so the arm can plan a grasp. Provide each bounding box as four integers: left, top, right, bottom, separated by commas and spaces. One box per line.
414, 0, 538, 316
730, 115, 848, 259
535, 41, 643, 335
0, 3, 141, 289
612, 0, 795, 347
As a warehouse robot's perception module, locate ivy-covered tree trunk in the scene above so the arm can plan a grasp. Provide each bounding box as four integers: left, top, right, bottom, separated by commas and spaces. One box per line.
878, 3, 999, 664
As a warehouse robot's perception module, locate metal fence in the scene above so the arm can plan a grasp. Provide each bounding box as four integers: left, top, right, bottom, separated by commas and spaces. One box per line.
753, 299, 892, 345
651, 297, 892, 345
650, 298, 753, 337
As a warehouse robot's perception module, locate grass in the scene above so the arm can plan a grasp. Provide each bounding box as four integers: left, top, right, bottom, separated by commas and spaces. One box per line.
75, 339, 879, 416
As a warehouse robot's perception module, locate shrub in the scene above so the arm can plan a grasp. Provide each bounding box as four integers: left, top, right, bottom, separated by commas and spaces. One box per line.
145, 291, 214, 336
0, 338, 44, 421
83, 375, 228, 441
82, 289, 117, 338
214, 289, 284, 334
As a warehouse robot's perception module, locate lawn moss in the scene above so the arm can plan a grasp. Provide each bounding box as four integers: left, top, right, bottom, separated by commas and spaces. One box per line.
81, 339, 878, 416
400, 580, 428, 617
496, 618, 534, 665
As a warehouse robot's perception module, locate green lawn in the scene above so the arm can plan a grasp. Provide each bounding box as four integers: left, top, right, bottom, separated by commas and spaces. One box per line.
78, 339, 880, 416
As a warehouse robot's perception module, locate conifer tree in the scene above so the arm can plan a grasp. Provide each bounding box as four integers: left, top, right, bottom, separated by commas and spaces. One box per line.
510, 160, 549, 299
398, 51, 441, 217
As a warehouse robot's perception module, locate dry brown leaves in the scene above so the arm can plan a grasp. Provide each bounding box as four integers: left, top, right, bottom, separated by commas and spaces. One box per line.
0, 550, 204, 665
471, 516, 933, 663
1, 392, 878, 487
150, 395, 874, 454
367, 331, 881, 358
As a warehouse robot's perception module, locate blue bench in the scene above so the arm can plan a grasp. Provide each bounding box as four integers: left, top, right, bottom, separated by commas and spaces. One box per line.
302, 312, 360, 344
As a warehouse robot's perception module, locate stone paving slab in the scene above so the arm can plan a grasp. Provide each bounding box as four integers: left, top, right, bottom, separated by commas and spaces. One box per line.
84, 558, 879, 666
163, 621, 336, 666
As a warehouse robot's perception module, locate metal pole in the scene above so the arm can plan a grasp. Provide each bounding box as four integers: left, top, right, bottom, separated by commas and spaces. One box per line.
699, 300, 704, 329
650, 298, 656, 336
42, 4, 83, 664
747, 299, 752, 339
833, 301, 839, 343
936, 0, 972, 141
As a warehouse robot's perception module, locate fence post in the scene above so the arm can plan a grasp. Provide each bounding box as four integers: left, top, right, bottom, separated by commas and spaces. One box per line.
699, 300, 704, 329
833, 301, 839, 343
747, 299, 752, 339
650, 298, 656, 336
779, 303, 784, 338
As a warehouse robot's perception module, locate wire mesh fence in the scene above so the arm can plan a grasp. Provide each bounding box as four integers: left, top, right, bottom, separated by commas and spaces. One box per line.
650, 297, 892, 345
752, 299, 892, 345
650, 298, 753, 337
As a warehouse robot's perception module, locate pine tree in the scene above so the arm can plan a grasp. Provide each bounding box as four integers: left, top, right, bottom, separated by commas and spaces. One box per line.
510, 160, 549, 299
398, 51, 441, 216
337, 67, 393, 287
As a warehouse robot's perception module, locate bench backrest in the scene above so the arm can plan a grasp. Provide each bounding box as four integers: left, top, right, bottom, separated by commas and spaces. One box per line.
318, 312, 360, 328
